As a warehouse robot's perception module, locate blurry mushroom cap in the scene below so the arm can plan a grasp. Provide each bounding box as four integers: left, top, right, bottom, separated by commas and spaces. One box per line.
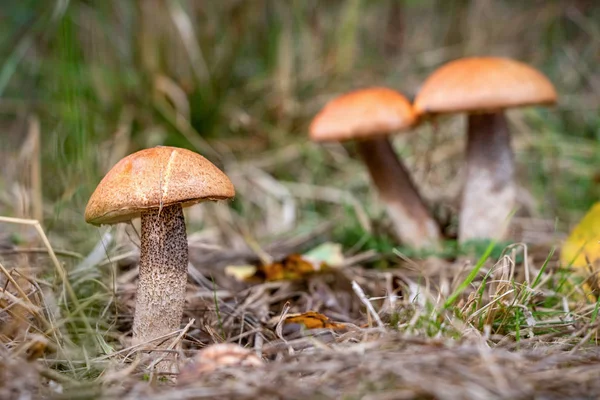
178, 343, 263, 384
85, 146, 235, 225
413, 57, 557, 116
309, 87, 417, 142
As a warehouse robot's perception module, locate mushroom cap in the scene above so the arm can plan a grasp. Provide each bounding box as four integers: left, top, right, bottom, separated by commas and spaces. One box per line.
85, 146, 235, 225
309, 87, 417, 142
413, 57, 557, 115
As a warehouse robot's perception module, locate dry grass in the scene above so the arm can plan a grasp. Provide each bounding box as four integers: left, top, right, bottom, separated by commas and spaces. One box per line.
2, 118, 600, 398
2, 211, 600, 399
2, 1, 600, 399
128, 336, 600, 400
3, 121, 600, 398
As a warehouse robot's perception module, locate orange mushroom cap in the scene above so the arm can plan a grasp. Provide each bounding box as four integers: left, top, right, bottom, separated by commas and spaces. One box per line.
413, 57, 557, 115
85, 146, 235, 225
309, 87, 417, 142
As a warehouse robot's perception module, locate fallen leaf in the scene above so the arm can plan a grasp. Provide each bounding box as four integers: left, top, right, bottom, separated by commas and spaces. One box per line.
259, 254, 324, 281
225, 243, 345, 282
24, 335, 49, 361
224, 265, 257, 281
561, 202, 600, 299
303, 242, 344, 267
269, 311, 346, 331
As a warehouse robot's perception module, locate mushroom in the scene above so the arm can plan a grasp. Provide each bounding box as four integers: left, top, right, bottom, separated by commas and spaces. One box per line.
85, 146, 234, 369
178, 343, 263, 384
310, 87, 441, 249
413, 57, 557, 243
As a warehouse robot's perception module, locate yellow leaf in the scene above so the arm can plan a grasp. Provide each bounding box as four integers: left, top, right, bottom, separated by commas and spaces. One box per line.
561, 202, 600, 299
561, 203, 600, 267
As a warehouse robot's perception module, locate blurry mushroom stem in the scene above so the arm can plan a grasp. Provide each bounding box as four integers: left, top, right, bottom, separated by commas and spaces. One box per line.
357, 137, 441, 249
460, 112, 515, 242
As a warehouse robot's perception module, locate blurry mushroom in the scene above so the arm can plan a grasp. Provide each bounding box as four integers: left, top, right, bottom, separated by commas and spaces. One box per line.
413, 57, 557, 243
85, 146, 234, 370
178, 343, 263, 384
310, 87, 441, 249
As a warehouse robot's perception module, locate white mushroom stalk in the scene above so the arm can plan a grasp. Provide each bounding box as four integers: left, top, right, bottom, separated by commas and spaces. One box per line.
460, 112, 515, 241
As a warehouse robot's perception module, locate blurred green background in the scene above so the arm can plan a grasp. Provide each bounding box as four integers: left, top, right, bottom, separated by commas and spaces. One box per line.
1, 0, 599, 253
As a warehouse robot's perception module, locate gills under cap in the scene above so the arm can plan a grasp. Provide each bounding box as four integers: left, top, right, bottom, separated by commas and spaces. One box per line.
85, 146, 235, 225
309, 87, 417, 142
413, 57, 557, 115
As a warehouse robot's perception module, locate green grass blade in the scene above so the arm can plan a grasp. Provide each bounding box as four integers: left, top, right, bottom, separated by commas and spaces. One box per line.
444, 240, 496, 309
532, 246, 555, 288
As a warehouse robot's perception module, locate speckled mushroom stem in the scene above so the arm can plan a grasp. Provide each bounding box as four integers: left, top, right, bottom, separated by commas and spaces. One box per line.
357, 137, 441, 249
459, 112, 516, 243
133, 203, 188, 359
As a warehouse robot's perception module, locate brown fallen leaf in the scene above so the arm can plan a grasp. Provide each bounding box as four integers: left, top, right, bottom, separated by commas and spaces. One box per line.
24, 335, 49, 362
269, 311, 346, 332
226, 254, 328, 282
256, 254, 325, 281
225, 242, 345, 282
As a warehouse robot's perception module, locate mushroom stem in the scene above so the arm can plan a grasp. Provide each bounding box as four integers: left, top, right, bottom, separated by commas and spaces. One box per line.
356, 137, 441, 249
459, 112, 516, 242
133, 203, 188, 367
